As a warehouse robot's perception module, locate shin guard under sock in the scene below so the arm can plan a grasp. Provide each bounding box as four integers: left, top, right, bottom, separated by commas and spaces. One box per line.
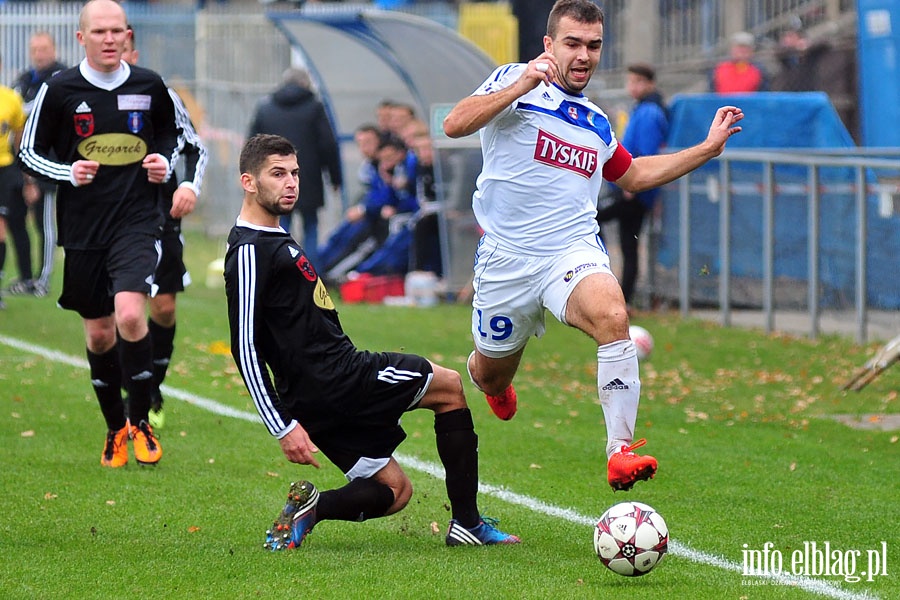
316, 478, 395, 522
435, 408, 480, 528
86, 345, 126, 430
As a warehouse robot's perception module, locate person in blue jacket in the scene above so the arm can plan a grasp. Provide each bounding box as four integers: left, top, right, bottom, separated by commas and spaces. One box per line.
318, 135, 418, 283
597, 62, 669, 310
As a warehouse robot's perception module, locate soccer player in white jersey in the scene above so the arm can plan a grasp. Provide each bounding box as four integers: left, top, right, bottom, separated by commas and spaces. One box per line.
443, 0, 743, 491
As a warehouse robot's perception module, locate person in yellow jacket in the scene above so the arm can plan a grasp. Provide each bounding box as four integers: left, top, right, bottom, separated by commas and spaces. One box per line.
0, 56, 29, 310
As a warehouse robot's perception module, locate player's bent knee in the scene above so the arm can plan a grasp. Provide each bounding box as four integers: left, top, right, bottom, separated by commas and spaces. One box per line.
422, 365, 467, 411
387, 479, 413, 515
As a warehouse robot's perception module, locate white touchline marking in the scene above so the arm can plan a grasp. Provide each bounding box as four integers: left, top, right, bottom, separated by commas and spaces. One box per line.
0, 334, 879, 600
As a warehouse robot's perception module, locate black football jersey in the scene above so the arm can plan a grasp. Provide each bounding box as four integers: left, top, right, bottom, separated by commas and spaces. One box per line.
19, 60, 180, 249
225, 222, 379, 436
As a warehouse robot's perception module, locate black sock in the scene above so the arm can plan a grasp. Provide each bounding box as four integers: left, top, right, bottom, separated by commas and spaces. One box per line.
434, 408, 480, 528
148, 318, 175, 387
316, 478, 395, 523
86, 346, 126, 431
119, 335, 153, 425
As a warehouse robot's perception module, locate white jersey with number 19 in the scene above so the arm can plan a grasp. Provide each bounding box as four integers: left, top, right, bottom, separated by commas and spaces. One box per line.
471, 63, 629, 255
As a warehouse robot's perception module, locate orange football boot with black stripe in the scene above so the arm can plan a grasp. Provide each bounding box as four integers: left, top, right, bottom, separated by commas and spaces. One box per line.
130, 420, 162, 465
100, 424, 129, 468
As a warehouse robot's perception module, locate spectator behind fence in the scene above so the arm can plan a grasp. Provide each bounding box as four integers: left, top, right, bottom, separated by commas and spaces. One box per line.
771, 25, 814, 91
247, 67, 342, 268
769, 23, 858, 140
7, 31, 67, 297
597, 62, 669, 312
711, 31, 767, 94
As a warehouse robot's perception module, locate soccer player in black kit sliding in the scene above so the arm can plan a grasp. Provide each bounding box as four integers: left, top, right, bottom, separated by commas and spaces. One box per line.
225, 134, 519, 550
18, 0, 181, 467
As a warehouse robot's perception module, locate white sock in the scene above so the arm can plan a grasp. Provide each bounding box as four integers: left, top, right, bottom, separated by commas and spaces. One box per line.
597, 339, 641, 460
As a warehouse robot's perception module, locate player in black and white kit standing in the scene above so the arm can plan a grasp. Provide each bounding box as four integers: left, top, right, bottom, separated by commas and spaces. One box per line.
18, 0, 181, 467
225, 134, 519, 550
123, 26, 208, 430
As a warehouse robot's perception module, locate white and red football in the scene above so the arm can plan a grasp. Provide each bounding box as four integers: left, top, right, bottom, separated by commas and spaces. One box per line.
594, 501, 668, 576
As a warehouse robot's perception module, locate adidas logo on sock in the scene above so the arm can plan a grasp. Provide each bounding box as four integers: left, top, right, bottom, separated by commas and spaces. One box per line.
602, 378, 629, 390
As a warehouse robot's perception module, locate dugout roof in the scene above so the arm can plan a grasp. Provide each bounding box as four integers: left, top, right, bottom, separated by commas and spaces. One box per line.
268, 9, 496, 143
268, 9, 496, 291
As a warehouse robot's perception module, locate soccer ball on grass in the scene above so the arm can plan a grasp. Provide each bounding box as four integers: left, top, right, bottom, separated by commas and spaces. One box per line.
628, 325, 654, 361
594, 501, 668, 576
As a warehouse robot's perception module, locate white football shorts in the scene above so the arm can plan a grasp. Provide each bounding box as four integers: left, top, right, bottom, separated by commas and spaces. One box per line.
471, 233, 614, 357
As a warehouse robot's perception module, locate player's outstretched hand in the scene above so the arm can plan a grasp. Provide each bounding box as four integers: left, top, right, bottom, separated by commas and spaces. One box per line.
279, 423, 321, 468
705, 106, 744, 155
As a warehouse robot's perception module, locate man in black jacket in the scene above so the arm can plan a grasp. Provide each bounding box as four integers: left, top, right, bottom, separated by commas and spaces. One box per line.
8, 31, 67, 297
247, 68, 342, 268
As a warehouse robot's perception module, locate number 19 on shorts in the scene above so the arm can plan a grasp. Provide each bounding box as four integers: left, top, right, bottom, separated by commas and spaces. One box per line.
476, 309, 513, 341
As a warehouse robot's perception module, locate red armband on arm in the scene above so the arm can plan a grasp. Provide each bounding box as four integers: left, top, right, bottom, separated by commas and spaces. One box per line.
602, 144, 633, 181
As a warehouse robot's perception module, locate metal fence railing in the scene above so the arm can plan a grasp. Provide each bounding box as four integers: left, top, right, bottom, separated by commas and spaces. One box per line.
660, 149, 900, 344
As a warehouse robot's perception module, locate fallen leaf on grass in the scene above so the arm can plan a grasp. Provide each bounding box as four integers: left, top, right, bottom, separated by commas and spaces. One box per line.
430, 522, 440, 535
21, 430, 35, 437
207, 341, 231, 356
188, 526, 201, 533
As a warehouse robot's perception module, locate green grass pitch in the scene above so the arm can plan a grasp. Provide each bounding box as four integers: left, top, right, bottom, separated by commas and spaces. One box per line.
1, 230, 897, 599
